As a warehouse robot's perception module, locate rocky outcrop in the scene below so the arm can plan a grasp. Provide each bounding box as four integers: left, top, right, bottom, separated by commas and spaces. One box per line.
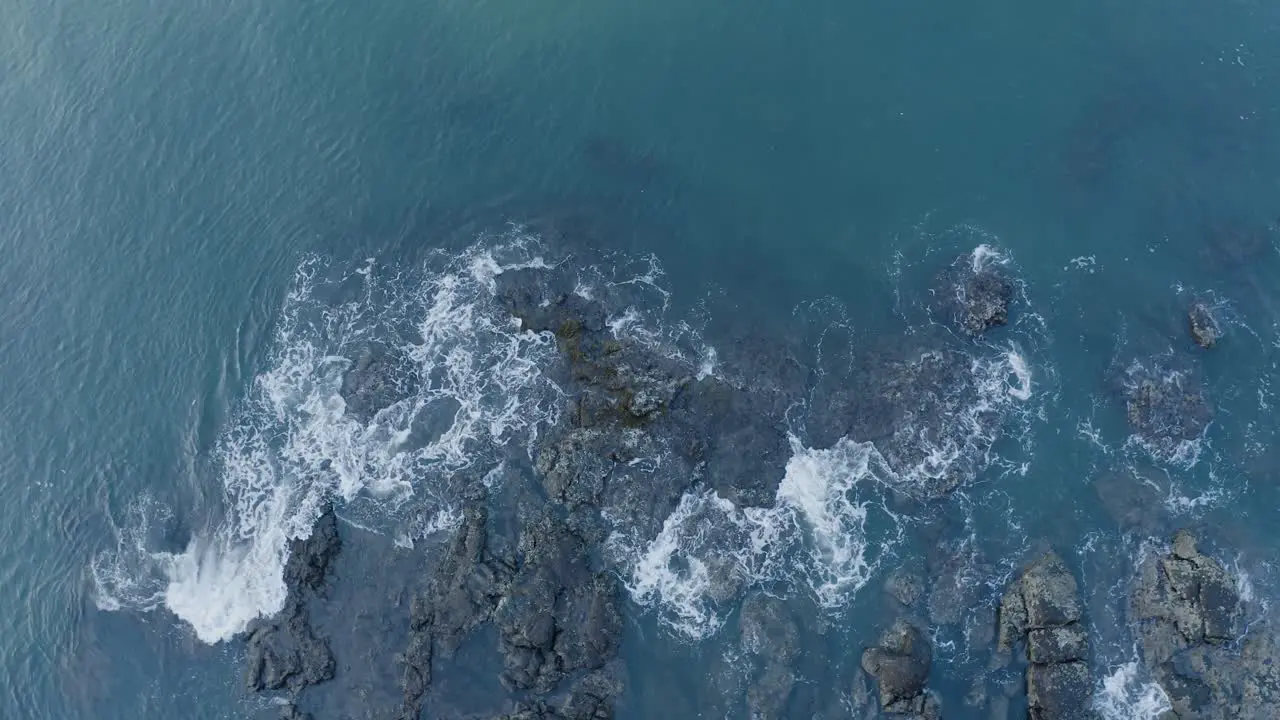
936, 252, 1014, 337
1187, 301, 1220, 349
1128, 530, 1280, 719
860, 619, 941, 718
398, 502, 623, 719
996, 552, 1095, 719
245, 508, 341, 695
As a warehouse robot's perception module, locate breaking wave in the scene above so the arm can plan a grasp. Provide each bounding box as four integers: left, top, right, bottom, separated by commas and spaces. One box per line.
1095, 662, 1172, 720
93, 231, 564, 643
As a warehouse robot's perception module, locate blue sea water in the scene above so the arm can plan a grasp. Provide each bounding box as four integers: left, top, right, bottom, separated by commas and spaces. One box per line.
2, 0, 1280, 718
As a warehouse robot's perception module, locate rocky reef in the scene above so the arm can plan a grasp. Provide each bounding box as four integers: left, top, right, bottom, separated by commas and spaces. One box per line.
996, 551, 1095, 720
1130, 531, 1279, 719
859, 618, 942, 719
244, 507, 341, 719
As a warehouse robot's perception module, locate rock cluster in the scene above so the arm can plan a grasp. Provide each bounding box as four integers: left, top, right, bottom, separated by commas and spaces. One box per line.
997, 552, 1095, 720
1130, 530, 1279, 719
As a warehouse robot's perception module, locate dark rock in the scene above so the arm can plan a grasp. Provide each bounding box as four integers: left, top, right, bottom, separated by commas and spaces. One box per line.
399, 500, 513, 719
738, 594, 802, 719
1188, 301, 1221, 348
278, 704, 312, 720
998, 552, 1083, 651
1118, 358, 1212, 459
1026, 661, 1095, 720
935, 252, 1014, 337
861, 619, 932, 711
340, 344, 419, 422
811, 336, 1005, 497
245, 508, 341, 695
494, 514, 621, 693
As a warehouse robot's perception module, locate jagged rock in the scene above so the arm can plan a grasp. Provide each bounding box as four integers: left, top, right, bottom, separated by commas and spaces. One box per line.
1027, 661, 1094, 720
1027, 626, 1089, 664
861, 619, 933, 711
495, 515, 622, 693
278, 704, 312, 720
996, 552, 1094, 719
1188, 301, 1220, 348
340, 344, 419, 422
1131, 530, 1241, 666
245, 508, 341, 694
935, 252, 1015, 337
497, 668, 622, 720
399, 500, 513, 719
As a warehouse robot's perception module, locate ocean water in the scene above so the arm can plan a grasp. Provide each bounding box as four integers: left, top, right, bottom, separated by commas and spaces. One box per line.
3, 0, 1280, 718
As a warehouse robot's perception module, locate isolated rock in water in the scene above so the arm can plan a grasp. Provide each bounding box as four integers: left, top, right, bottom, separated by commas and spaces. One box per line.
340, 343, 419, 422
1119, 359, 1212, 458
937, 252, 1014, 337
1129, 531, 1280, 719
861, 619, 934, 714
997, 551, 1094, 719
245, 508, 341, 694
1188, 301, 1220, 348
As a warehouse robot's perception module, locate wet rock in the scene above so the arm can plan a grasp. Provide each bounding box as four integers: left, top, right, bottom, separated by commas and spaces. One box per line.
812, 336, 1005, 497
996, 552, 1094, 719
1118, 358, 1212, 459
278, 704, 313, 720
340, 344, 419, 422
245, 508, 341, 695
936, 252, 1014, 337
1131, 530, 1241, 666
1026, 661, 1094, 720
399, 500, 514, 718
861, 619, 934, 713
1188, 301, 1220, 348
495, 515, 622, 693
1126, 531, 1280, 719
498, 667, 622, 720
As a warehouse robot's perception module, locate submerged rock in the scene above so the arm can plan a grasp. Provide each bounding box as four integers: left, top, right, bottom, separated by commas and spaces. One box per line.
1188, 301, 1221, 349
1093, 467, 1170, 535
738, 594, 802, 719
339, 343, 419, 422
996, 552, 1095, 719
1118, 358, 1212, 459
244, 508, 341, 695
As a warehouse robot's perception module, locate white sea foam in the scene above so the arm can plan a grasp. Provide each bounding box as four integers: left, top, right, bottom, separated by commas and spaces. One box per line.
1095, 662, 1172, 720
621, 436, 898, 639
1005, 345, 1033, 401
94, 233, 564, 643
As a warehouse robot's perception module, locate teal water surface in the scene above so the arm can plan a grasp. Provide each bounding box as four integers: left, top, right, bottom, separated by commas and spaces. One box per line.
2, 1, 1280, 718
